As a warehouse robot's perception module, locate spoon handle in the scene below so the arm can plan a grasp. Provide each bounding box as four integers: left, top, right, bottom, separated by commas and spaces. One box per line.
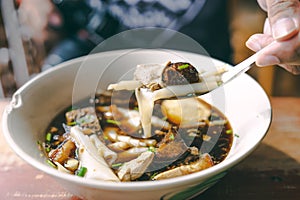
222, 52, 258, 84
222, 41, 276, 84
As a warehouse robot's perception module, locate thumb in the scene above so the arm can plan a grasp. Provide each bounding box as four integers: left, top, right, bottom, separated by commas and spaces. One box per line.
266, 0, 300, 40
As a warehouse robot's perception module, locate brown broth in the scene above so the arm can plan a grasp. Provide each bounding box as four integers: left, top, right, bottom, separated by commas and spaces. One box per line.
43, 91, 233, 181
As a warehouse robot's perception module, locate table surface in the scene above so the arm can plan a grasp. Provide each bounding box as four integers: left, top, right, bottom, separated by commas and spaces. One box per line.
0, 97, 299, 200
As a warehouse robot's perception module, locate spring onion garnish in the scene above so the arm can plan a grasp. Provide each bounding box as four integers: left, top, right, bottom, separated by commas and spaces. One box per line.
77, 118, 86, 124
103, 135, 109, 140
106, 119, 121, 125
46, 132, 52, 142
177, 64, 189, 70
161, 116, 168, 121
45, 147, 51, 153
169, 133, 175, 140
150, 172, 159, 180
148, 146, 156, 153
111, 163, 123, 168
67, 121, 77, 126
37, 140, 42, 147
76, 166, 87, 177
226, 129, 233, 134
234, 134, 240, 138
133, 107, 139, 111
46, 160, 56, 168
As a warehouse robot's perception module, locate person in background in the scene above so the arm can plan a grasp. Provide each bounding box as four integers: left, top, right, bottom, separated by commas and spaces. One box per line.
40, 0, 232, 71
246, 0, 300, 75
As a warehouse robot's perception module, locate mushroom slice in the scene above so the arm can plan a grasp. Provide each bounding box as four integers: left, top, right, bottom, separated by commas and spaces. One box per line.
152, 153, 213, 180
48, 139, 76, 164
117, 151, 154, 181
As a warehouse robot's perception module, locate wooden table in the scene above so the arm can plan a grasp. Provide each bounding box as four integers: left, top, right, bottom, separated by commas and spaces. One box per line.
1, 97, 299, 200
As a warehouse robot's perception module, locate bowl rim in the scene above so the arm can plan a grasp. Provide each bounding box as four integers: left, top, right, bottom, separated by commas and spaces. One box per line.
2, 49, 273, 191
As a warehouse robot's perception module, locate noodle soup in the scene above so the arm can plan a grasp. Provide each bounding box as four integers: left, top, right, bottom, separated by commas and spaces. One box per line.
40, 90, 233, 182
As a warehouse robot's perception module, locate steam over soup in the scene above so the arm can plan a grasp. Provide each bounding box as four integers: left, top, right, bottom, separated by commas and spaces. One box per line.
40, 91, 233, 182
39, 62, 233, 182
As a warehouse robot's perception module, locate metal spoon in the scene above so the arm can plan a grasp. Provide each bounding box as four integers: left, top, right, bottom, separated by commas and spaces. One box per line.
152, 50, 262, 100
221, 50, 259, 86
108, 46, 267, 100
204, 42, 275, 95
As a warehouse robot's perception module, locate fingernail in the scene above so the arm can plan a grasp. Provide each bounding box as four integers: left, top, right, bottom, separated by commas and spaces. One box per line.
272, 18, 298, 40
257, 55, 280, 66
246, 39, 262, 51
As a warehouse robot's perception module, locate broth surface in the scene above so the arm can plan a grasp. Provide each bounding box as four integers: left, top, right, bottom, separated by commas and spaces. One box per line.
40, 91, 233, 181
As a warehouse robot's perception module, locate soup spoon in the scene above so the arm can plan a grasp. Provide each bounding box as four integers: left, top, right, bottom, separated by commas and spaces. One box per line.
153, 43, 275, 100
150, 52, 258, 100
108, 43, 274, 100
108, 51, 258, 101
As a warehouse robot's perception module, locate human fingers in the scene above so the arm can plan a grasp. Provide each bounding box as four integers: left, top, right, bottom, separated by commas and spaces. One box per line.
257, 0, 267, 11
246, 34, 280, 67
279, 64, 300, 75
246, 18, 274, 52
247, 34, 300, 74
264, 0, 300, 40
246, 33, 274, 52
258, 35, 300, 66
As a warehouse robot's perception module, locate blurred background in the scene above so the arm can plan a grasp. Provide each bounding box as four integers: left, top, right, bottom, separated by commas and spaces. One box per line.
0, 0, 299, 97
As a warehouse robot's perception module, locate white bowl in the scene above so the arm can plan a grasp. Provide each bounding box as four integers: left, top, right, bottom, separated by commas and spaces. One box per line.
2, 49, 272, 200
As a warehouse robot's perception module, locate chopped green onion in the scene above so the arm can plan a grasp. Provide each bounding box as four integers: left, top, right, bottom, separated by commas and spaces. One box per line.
133, 107, 139, 111
46, 132, 52, 142
234, 134, 240, 138
106, 119, 121, 125
177, 64, 189, 70
37, 140, 42, 146
67, 121, 77, 126
150, 172, 159, 180
45, 147, 51, 153
111, 163, 123, 168
103, 135, 109, 140
76, 166, 87, 177
37, 141, 43, 151
148, 146, 156, 153
46, 160, 56, 168
226, 129, 233, 134
77, 118, 86, 124
169, 133, 175, 140
161, 116, 168, 121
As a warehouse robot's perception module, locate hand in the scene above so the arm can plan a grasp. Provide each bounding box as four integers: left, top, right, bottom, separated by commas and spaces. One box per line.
246, 0, 300, 75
